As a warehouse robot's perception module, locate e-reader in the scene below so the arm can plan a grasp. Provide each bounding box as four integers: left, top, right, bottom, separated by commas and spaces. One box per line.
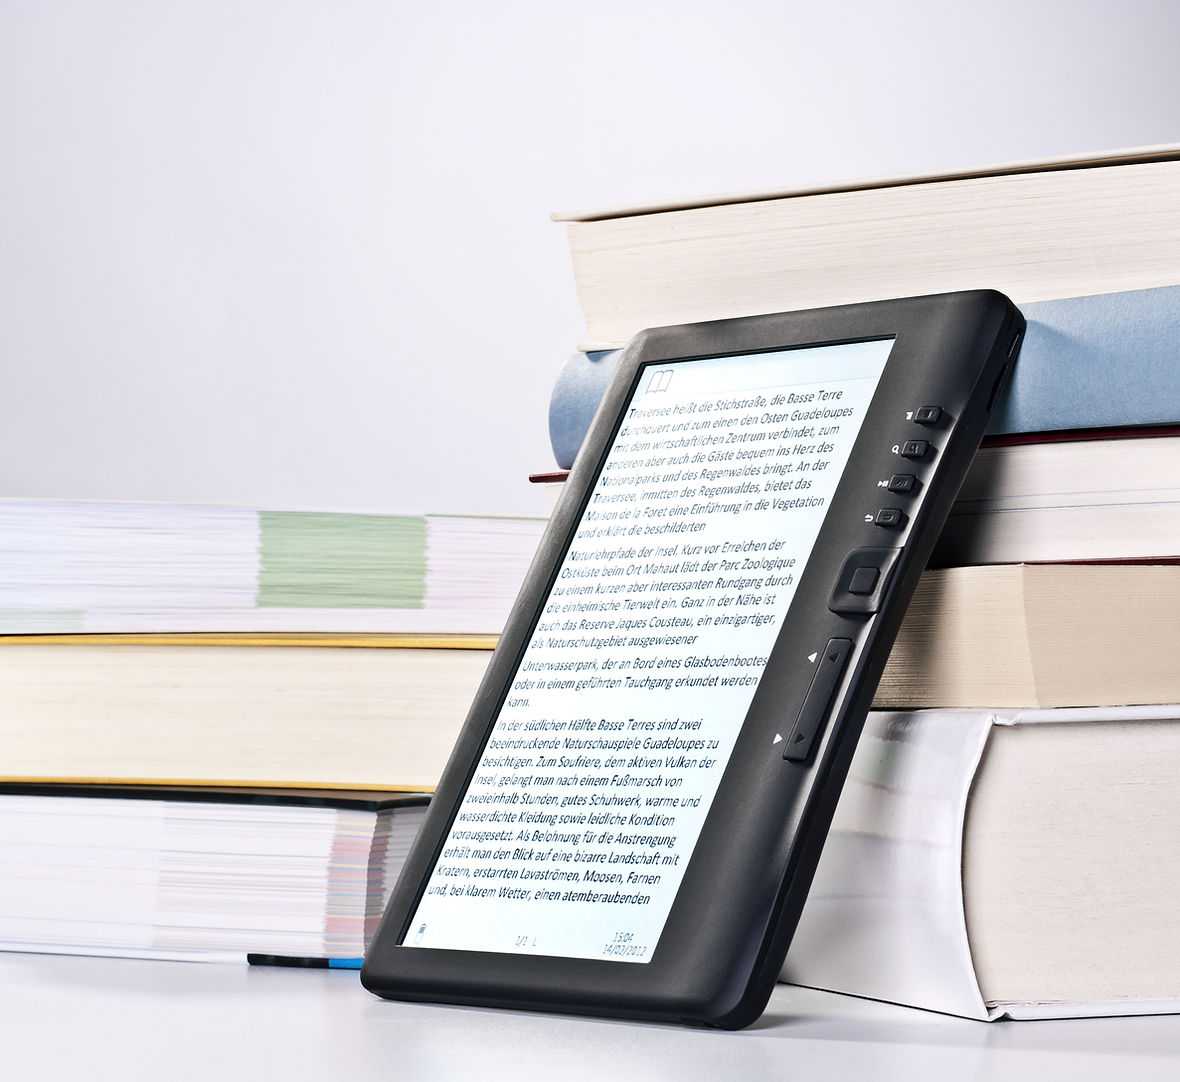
362, 290, 1024, 1028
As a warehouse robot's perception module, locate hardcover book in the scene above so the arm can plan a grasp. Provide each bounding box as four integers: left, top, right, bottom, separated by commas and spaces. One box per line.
781, 707, 1180, 1020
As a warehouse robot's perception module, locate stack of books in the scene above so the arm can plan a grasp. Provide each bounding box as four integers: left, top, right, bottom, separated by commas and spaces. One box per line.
0, 501, 546, 964
547, 146, 1180, 1019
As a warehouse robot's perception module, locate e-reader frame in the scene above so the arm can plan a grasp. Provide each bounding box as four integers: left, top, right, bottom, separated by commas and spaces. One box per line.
363, 290, 1024, 1029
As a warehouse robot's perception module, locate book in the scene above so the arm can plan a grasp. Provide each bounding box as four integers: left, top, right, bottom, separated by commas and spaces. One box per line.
878, 563, 1180, 708
546, 286, 1180, 470
930, 427, 1180, 566
554, 145, 1180, 350
0, 783, 427, 964
534, 426, 1180, 565
0, 635, 493, 790
0, 499, 546, 635
780, 706, 1180, 1020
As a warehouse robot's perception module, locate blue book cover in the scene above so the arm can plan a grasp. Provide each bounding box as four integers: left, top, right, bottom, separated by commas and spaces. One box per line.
548, 286, 1180, 470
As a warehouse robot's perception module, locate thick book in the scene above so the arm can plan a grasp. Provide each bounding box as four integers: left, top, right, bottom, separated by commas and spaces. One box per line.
536, 427, 1180, 566
547, 286, 1180, 470
0, 500, 545, 635
0, 635, 493, 790
879, 563, 1180, 708
0, 784, 427, 964
554, 145, 1180, 349
930, 428, 1180, 566
780, 706, 1180, 1019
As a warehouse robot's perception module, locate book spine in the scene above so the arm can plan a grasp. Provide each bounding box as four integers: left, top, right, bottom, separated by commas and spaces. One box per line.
548, 350, 623, 470
547, 287, 1180, 469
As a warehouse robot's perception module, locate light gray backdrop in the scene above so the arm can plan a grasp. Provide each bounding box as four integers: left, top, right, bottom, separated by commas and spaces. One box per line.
2, 0, 1177, 515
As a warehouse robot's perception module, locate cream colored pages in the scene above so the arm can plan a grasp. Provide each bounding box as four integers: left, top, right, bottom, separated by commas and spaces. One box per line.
565, 162, 1180, 347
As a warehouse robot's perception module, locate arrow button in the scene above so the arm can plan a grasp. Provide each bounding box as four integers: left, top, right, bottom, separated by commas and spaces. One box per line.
784, 638, 853, 762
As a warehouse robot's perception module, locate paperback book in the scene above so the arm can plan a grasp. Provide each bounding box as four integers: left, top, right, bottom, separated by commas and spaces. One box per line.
0, 785, 427, 964
0, 635, 492, 790
0, 500, 545, 636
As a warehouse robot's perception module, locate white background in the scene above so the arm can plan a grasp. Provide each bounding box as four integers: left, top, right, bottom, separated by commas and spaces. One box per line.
2, 0, 1178, 516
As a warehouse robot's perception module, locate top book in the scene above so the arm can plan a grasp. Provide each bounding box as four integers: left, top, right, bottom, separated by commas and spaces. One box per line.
554, 144, 1180, 349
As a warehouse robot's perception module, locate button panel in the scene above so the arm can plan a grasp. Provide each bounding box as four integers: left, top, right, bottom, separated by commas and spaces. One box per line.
796, 404, 947, 764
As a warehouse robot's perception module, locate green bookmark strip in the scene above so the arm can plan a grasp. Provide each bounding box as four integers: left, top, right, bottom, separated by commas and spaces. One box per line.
257, 512, 428, 609
0, 610, 87, 633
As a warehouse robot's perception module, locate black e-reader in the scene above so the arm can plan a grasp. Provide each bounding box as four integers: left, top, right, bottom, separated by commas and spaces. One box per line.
363, 290, 1024, 1028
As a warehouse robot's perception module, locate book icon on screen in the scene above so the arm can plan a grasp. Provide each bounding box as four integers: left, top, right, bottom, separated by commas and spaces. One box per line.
649, 369, 674, 392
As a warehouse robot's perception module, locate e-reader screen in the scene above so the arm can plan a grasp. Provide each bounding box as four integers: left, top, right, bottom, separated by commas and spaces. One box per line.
364, 291, 1025, 1028
405, 338, 892, 960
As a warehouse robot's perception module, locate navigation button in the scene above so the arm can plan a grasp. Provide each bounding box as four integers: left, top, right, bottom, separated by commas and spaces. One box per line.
900, 440, 929, 459
887, 473, 918, 494
914, 406, 943, 425
784, 638, 853, 762
848, 567, 879, 595
829, 548, 901, 615
874, 508, 907, 528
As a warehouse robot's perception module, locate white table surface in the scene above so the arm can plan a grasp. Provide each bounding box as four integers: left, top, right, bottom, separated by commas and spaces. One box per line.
4, 952, 1180, 1081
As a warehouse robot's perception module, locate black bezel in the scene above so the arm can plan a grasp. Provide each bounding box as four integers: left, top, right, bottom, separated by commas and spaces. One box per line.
362, 290, 1023, 1028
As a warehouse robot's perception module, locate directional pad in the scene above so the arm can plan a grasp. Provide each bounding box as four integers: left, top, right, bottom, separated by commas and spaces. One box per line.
847, 567, 880, 595
784, 638, 853, 762
829, 548, 901, 615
